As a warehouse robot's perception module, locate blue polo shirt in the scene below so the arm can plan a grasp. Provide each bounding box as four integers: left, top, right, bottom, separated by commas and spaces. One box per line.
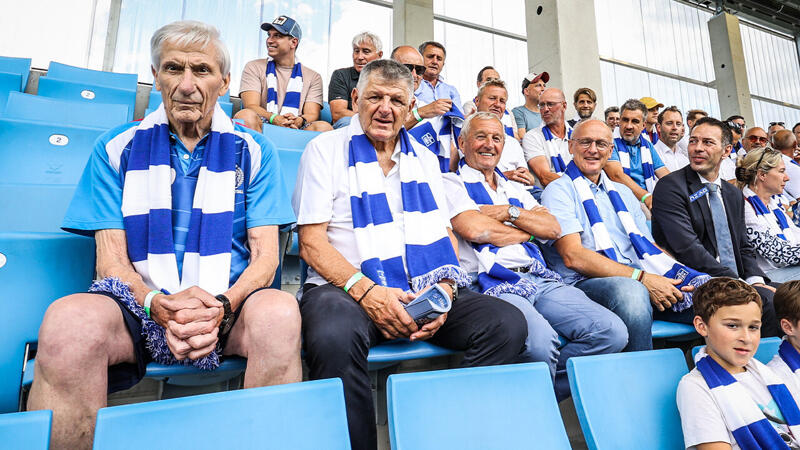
610, 139, 666, 190
63, 121, 295, 286
414, 76, 462, 109
540, 173, 652, 285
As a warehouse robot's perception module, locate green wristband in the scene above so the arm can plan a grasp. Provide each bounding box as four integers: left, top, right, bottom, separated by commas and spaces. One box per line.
269, 113, 277, 124
640, 192, 652, 204
143, 290, 161, 318
528, 235, 536, 243
630, 268, 641, 281
344, 272, 365, 293
412, 108, 422, 122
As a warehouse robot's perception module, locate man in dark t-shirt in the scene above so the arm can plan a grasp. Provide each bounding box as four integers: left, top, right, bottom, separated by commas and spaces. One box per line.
328, 31, 383, 129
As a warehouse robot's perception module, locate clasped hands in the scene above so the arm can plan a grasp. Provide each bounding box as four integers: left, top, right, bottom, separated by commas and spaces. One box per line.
149, 286, 224, 360
271, 112, 305, 129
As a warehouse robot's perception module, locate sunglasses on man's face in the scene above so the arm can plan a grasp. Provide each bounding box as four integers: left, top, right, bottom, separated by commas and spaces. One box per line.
403, 64, 426, 76
770, 121, 785, 127
747, 135, 769, 144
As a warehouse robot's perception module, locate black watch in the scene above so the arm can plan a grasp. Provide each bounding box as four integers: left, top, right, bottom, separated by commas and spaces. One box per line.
216, 294, 234, 336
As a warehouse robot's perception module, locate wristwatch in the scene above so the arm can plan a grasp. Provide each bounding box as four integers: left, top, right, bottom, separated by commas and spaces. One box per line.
440, 279, 458, 302
508, 205, 521, 223
216, 294, 234, 336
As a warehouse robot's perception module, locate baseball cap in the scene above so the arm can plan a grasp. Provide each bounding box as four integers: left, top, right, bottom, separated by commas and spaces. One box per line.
261, 15, 302, 40
640, 97, 664, 110
521, 71, 550, 90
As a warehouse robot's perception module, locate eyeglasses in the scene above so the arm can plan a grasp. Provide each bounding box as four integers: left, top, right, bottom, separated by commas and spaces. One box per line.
570, 138, 612, 151
769, 121, 785, 127
747, 135, 769, 144
538, 101, 562, 110
403, 64, 426, 76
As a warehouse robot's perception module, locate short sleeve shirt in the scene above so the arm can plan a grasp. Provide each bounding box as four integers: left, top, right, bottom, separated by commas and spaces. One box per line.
239, 59, 323, 111
62, 121, 295, 285
292, 116, 452, 286
512, 106, 543, 132
540, 173, 651, 284
497, 137, 528, 173
609, 140, 666, 190
328, 66, 359, 110
414, 76, 463, 109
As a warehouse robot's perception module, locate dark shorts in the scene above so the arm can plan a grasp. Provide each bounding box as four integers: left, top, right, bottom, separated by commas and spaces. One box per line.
93, 287, 262, 393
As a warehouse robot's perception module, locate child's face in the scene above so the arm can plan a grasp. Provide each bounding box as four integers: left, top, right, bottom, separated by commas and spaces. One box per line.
695, 302, 762, 373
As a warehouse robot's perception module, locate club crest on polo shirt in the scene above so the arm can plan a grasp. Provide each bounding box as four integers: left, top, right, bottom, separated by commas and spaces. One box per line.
235, 165, 244, 194
274, 16, 287, 25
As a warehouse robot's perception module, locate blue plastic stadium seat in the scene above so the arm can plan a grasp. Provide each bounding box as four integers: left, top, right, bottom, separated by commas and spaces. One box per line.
47, 62, 137, 92
0, 232, 95, 413
567, 348, 688, 450
652, 320, 697, 339
388, 363, 571, 450
36, 77, 135, 120
320, 101, 333, 124
92, 378, 350, 450
261, 124, 320, 198
691, 336, 781, 365
0, 72, 22, 112
0, 56, 32, 91
3, 91, 128, 129
0, 409, 51, 449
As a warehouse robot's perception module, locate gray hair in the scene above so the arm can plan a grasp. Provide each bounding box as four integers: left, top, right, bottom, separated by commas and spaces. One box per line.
356, 59, 414, 102
352, 31, 382, 52
151, 20, 231, 76
476, 79, 507, 100
462, 111, 504, 140
620, 98, 648, 121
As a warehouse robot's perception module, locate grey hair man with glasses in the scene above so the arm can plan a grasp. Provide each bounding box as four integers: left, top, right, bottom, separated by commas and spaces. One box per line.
522, 88, 573, 189
540, 119, 696, 352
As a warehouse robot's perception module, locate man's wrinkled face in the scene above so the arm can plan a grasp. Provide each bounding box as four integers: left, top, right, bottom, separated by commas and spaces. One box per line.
421, 45, 445, 79
657, 110, 684, 148
476, 85, 507, 118
743, 128, 768, 151
266, 29, 297, 58
574, 94, 596, 119
569, 120, 614, 179
461, 118, 505, 173
620, 108, 646, 144
538, 90, 566, 126
605, 111, 620, 129
689, 123, 731, 178
153, 41, 229, 127
392, 49, 424, 91
352, 40, 381, 72
478, 68, 500, 87
354, 76, 413, 143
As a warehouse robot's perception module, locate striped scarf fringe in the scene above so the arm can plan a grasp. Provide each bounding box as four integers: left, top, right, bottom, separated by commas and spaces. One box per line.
265, 59, 303, 116
696, 346, 800, 449
564, 161, 709, 311
347, 116, 470, 292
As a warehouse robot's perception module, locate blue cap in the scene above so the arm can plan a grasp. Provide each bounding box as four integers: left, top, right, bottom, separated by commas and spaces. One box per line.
261, 15, 302, 40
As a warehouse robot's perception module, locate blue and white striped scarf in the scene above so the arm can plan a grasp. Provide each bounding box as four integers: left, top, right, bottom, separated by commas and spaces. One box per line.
776, 338, 800, 380
408, 103, 464, 173
615, 136, 658, 193
265, 59, 303, 116
565, 161, 709, 311
347, 116, 470, 291
458, 160, 561, 297
542, 124, 573, 175
695, 346, 800, 449
501, 109, 516, 138
745, 186, 796, 243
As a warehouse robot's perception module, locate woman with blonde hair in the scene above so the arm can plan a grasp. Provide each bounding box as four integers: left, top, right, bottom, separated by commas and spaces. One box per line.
736, 147, 800, 282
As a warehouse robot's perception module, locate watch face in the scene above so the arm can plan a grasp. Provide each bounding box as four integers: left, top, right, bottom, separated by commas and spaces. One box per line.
509, 206, 520, 219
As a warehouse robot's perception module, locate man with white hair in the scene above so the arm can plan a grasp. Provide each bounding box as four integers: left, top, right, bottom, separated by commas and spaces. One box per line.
235, 15, 332, 132
27, 21, 301, 449
293, 59, 526, 450
328, 31, 383, 129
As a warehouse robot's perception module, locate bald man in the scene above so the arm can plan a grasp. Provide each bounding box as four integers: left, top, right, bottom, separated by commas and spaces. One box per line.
391, 45, 452, 131
521, 88, 573, 188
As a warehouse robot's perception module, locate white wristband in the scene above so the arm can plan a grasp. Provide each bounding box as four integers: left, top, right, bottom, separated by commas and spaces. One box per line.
144, 290, 161, 318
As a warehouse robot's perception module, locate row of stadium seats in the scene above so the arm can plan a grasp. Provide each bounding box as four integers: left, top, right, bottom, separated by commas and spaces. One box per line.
1, 342, 784, 450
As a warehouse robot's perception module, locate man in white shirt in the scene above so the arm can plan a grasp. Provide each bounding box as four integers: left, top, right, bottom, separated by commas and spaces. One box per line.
653, 106, 689, 172
522, 88, 572, 188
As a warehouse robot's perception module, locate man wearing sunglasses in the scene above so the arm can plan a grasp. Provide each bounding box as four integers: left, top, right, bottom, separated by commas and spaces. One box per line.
743, 127, 770, 153
769, 121, 786, 146
328, 32, 384, 129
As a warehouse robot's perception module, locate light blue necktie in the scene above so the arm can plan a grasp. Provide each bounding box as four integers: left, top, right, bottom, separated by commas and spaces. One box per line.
706, 183, 738, 274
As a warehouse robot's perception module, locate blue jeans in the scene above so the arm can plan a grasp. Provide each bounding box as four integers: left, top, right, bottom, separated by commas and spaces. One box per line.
470, 273, 628, 401
574, 276, 653, 351
333, 116, 352, 129
767, 265, 800, 283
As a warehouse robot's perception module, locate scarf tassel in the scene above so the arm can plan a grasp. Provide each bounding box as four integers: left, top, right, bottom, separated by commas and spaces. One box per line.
410, 264, 472, 293
484, 278, 539, 299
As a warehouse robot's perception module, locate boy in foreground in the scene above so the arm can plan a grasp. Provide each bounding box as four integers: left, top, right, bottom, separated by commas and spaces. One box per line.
677, 277, 800, 449
769, 281, 800, 398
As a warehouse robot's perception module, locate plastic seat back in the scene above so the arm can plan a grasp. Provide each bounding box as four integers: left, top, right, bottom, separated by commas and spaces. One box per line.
37, 77, 135, 120
0, 72, 22, 110
0, 56, 32, 90
93, 378, 351, 450
0, 232, 95, 412
388, 363, 571, 450
692, 336, 781, 364
261, 125, 320, 194
46, 62, 137, 91
3, 91, 128, 129
567, 348, 688, 450
0, 409, 52, 449
320, 101, 333, 124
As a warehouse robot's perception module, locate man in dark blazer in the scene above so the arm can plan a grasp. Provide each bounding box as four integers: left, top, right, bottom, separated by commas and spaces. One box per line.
651, 116, 778, 336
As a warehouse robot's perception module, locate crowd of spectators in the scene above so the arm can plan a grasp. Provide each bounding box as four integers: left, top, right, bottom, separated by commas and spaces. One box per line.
25, 15, 800, 450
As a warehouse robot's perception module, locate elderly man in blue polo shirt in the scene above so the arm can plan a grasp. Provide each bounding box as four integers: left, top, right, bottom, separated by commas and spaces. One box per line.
541, 119, 703, 352
603, 98, 670, 210
27, 21, 301, 449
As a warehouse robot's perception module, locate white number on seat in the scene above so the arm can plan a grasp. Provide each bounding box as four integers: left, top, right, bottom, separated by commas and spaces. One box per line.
49, 134, 69, 146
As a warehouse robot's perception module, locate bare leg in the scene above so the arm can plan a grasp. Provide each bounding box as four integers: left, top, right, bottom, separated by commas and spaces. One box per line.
27, 294, 136, 450
223, 289, 302, 387
233, 108, 263, 133
306, 120, 333, 132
